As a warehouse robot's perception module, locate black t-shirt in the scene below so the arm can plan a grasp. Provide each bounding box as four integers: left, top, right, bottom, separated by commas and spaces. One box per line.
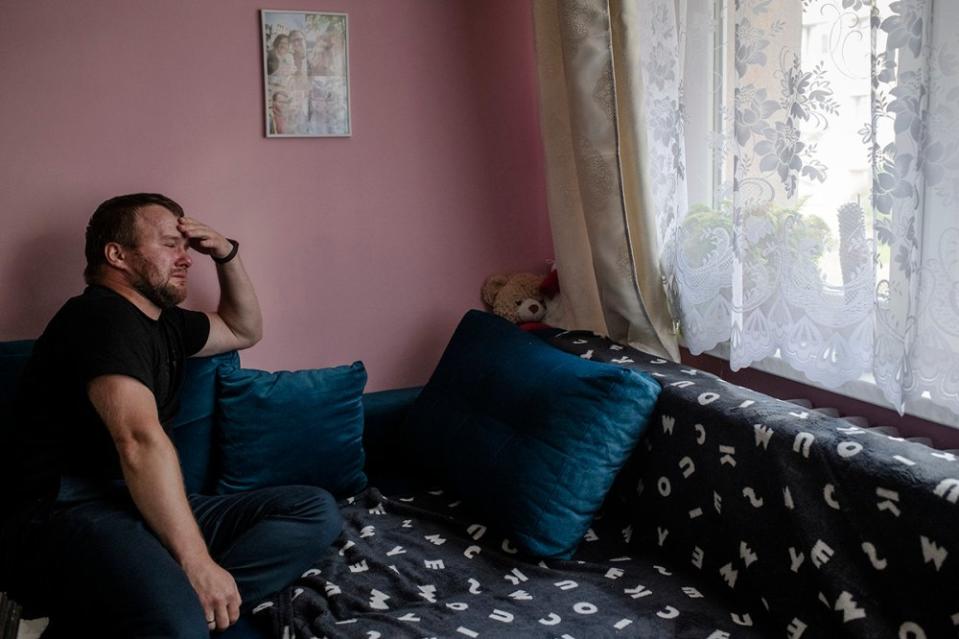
7, 285, 210, 507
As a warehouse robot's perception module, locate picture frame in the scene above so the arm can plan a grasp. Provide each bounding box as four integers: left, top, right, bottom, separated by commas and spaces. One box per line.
260, 10, 351, 137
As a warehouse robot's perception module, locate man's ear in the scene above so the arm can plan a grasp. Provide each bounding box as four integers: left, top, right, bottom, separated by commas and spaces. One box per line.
104, 242, 128, 269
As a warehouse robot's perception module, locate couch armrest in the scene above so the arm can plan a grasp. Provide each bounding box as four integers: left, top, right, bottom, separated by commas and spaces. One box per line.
544, 329, 959, 636
362, 387, 421, 474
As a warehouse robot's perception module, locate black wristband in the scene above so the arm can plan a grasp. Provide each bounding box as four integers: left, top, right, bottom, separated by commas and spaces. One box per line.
212, 238, 239, 264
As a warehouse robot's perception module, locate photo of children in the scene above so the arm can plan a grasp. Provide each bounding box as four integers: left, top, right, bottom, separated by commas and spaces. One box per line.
262, 11, 350, 137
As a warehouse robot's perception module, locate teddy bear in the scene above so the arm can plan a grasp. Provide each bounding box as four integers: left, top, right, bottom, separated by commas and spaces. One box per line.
481, 271, 557, 327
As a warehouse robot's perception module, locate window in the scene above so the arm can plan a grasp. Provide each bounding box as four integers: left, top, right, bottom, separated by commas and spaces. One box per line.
665, 0, 959, 426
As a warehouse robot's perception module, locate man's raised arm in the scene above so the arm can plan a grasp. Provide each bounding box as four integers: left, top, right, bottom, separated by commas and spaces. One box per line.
177, 217, 263, 357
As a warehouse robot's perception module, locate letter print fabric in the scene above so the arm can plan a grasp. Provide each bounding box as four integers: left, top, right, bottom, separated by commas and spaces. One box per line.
255, 486, 763, 637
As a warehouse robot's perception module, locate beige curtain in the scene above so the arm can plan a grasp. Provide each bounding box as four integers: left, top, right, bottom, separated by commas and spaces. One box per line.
534, 0, 679, 361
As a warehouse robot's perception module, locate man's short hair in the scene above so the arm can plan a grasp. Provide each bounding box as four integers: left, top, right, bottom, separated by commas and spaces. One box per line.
84, 193, 184, 284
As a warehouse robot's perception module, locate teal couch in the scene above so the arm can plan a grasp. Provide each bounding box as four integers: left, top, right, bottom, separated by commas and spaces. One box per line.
8, 322, 959, 638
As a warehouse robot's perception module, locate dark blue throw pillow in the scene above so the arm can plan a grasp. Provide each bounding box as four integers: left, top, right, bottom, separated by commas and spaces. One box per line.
215, 360, 368, 498
405, 310, 661, 558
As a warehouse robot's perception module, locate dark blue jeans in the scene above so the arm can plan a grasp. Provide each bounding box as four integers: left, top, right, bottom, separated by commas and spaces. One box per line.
14, 482, 342, 638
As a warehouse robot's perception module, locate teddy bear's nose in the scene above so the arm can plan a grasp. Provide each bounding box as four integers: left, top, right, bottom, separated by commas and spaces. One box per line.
530, 304, 540, 313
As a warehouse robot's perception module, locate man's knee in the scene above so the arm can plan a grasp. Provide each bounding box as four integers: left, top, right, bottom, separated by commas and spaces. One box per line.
145, 610, 210, 639
116, 611, 209, 639
281, 485, 343, 547
42, 501, 211, 639
132, 584, 209, 639
45, 587, 208, 639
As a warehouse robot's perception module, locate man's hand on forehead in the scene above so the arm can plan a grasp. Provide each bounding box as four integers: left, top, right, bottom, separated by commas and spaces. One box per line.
177, 217, 233, 260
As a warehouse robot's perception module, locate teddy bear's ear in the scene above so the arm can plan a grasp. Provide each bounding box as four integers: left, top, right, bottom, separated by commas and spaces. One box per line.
481, 273, 510, 307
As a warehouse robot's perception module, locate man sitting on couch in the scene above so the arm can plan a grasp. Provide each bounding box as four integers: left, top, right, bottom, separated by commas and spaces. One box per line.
0, 193, 342, 637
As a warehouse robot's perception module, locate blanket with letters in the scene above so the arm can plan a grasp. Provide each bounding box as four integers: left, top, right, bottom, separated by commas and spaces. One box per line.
254, 485, 763, 638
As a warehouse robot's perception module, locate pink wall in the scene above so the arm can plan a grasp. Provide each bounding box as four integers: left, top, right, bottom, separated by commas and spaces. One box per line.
0, 0, 552, 390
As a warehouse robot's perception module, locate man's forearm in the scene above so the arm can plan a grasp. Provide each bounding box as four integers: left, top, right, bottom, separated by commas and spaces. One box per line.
215, 255, 263, 346
177, 216, 263, 350
116, 433, 210, 565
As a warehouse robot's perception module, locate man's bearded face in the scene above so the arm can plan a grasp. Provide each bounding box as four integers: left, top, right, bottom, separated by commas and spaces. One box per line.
126, 205, 191, 309
129, 249, 187, 309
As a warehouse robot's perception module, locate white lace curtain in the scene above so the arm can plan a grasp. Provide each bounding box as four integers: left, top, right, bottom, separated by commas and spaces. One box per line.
639, 0, 959, 420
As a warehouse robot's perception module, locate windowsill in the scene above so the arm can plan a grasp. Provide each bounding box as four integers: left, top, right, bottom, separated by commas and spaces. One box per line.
685, 340, 959, 431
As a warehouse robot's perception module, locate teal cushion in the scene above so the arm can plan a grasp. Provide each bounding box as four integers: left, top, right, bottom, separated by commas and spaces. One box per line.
215, 361, 368, 497
405, 310, 661, 558
171, 351, 239, 495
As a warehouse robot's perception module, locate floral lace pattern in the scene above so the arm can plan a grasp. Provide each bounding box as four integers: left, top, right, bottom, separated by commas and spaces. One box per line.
647, 0, 959, 419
